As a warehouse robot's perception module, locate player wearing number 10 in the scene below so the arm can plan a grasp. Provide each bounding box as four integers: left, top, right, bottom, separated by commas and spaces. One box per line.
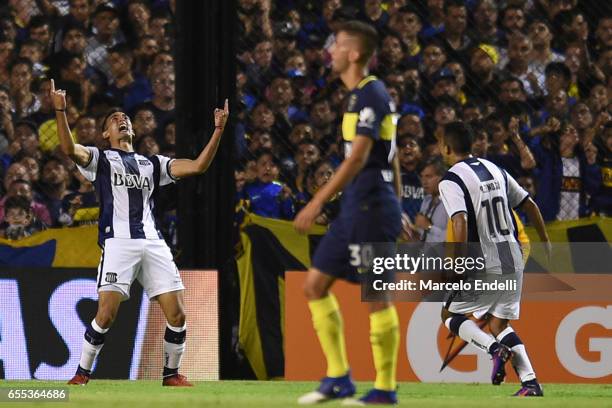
438, 121, 552, 397
49, 79, 229, 387
293, 21, 403, 405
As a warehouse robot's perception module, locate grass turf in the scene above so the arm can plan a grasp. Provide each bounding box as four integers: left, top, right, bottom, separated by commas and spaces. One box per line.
1, 381, 611, 407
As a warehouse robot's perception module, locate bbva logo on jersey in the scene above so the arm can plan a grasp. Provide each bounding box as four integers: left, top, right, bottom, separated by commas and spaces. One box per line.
113, 173, 151, 190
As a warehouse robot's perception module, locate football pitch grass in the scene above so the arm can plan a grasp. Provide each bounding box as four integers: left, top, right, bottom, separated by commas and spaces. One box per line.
1, 381, 611, 407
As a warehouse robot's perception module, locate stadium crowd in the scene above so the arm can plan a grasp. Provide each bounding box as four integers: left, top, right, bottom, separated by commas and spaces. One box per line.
0, 0, 177, 242
235, 0, 611, 233
0, 0, 610, 243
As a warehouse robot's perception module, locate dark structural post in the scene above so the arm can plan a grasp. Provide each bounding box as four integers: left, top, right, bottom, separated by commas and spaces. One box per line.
175, 0, 236, 269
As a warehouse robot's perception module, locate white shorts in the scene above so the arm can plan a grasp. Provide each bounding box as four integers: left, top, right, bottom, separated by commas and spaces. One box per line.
446, 273, 522, 320
97, 238, 184, 301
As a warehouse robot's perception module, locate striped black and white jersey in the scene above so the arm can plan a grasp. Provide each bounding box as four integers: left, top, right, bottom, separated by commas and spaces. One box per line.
439, 157, 529, 274
77, 147, 177, 246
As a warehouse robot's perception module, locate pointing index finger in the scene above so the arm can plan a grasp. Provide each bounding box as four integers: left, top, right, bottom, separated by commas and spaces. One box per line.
50, 78, 55, 92
224, 98, 229, 112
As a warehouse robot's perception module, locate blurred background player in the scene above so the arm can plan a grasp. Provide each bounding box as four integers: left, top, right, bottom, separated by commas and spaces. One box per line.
50, 79, 229, 387
438, 121, 552, 397
294, 21, 403, 405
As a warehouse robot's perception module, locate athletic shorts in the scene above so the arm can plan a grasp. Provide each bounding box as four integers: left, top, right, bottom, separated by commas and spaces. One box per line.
97, 238, 184, 301
312, 198, 401, 284
446, 272, 523, 320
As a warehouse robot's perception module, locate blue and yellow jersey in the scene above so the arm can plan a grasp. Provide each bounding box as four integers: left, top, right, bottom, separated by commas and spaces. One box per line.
342, 75, 398, 208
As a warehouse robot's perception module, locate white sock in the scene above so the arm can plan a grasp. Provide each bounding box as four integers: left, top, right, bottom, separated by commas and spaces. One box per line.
164, 323, 186, 374
79, 319, 108, 372
496, 327, 536, 382
445, 317, 496, 353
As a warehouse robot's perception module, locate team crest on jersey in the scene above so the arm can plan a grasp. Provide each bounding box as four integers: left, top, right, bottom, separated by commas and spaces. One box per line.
347, 94, 358, 111
113, 173, 152, 190
358, 107, 376, 129
105, 272, 117, 283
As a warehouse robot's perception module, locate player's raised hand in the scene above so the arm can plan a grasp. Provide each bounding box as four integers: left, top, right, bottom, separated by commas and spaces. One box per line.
293, 199, 322, 234
214, 98, 229, 130
49, 79, 67, 111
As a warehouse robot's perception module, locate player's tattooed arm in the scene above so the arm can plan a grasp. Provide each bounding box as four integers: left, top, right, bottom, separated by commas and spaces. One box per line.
50, 79, 91, 167
170, 99, 229, 178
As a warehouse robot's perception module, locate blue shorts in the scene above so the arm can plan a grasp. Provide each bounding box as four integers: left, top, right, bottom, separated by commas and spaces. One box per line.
312, 198, 401, 283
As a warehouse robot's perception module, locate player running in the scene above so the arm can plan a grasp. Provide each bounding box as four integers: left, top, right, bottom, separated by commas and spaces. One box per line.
50, 79, 229, 386
438, 121, 551, 397
294, 21, 403, 405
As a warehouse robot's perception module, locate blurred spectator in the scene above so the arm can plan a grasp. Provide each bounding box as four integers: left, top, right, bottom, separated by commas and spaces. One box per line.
143, 70, 174, 140
0, 85, 13, 149
124, 0, 152, 43
528, 19, 564, 88
398, 134, 424, 221
28, 16, 54, 59
0, 36, 15, 85
38, 156, 74, 226
405, 157, 448, 242
466, 44, 500, 102
0, 178, 51, 226
19, 39, 47, 78
134, 35, 159, 75
498, 75, 528, 105
132, 105, 157, 144
292, 138, 321, 193
592, 122, 612, 215
486, 114, 536, 177
73, 114, 97, 146
531, 123, 602, 220
162, 120, 176, 156
470, 120, 490, 158
136, 135, 160, 156
9, 58, 39, 119
500, 4, 526, 39
505, 32, 542, 98
106, 44, 152, 111
149, 10, 174, 53
386, 5, 421, 58
0, 195, 46, 240
435, 0, 471, 66
60, 23, 88, 54
421, 0, 444, 39
27, 78, 54, 126
240, 149, 295, 220
246, 38, 275, 97
295, 159, 339, 225
398, 113, 424, 139
85, 2, 124, 81
470, 0, 501, 46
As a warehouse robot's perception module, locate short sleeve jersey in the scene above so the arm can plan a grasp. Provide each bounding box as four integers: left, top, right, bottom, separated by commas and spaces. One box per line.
77, 147, 177, 246
438, 157, 529, 274
341, 76, 399, 207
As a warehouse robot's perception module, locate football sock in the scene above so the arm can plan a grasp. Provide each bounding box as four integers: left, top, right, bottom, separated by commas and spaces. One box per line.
163, 323, 186, 377
78, 319, 108, 374
496, 326, 536, 382
445, 315, 497, 354
369, 306, 399, 391
308, 294, 349, 378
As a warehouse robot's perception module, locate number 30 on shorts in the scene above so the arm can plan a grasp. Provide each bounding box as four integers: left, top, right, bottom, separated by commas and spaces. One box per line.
348, 243, 374, 271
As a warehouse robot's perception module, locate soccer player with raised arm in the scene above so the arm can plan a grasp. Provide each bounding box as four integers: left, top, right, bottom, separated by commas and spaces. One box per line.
50, 79, 229, 387
438, 121, 552, 397
293, 21, 404, 405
